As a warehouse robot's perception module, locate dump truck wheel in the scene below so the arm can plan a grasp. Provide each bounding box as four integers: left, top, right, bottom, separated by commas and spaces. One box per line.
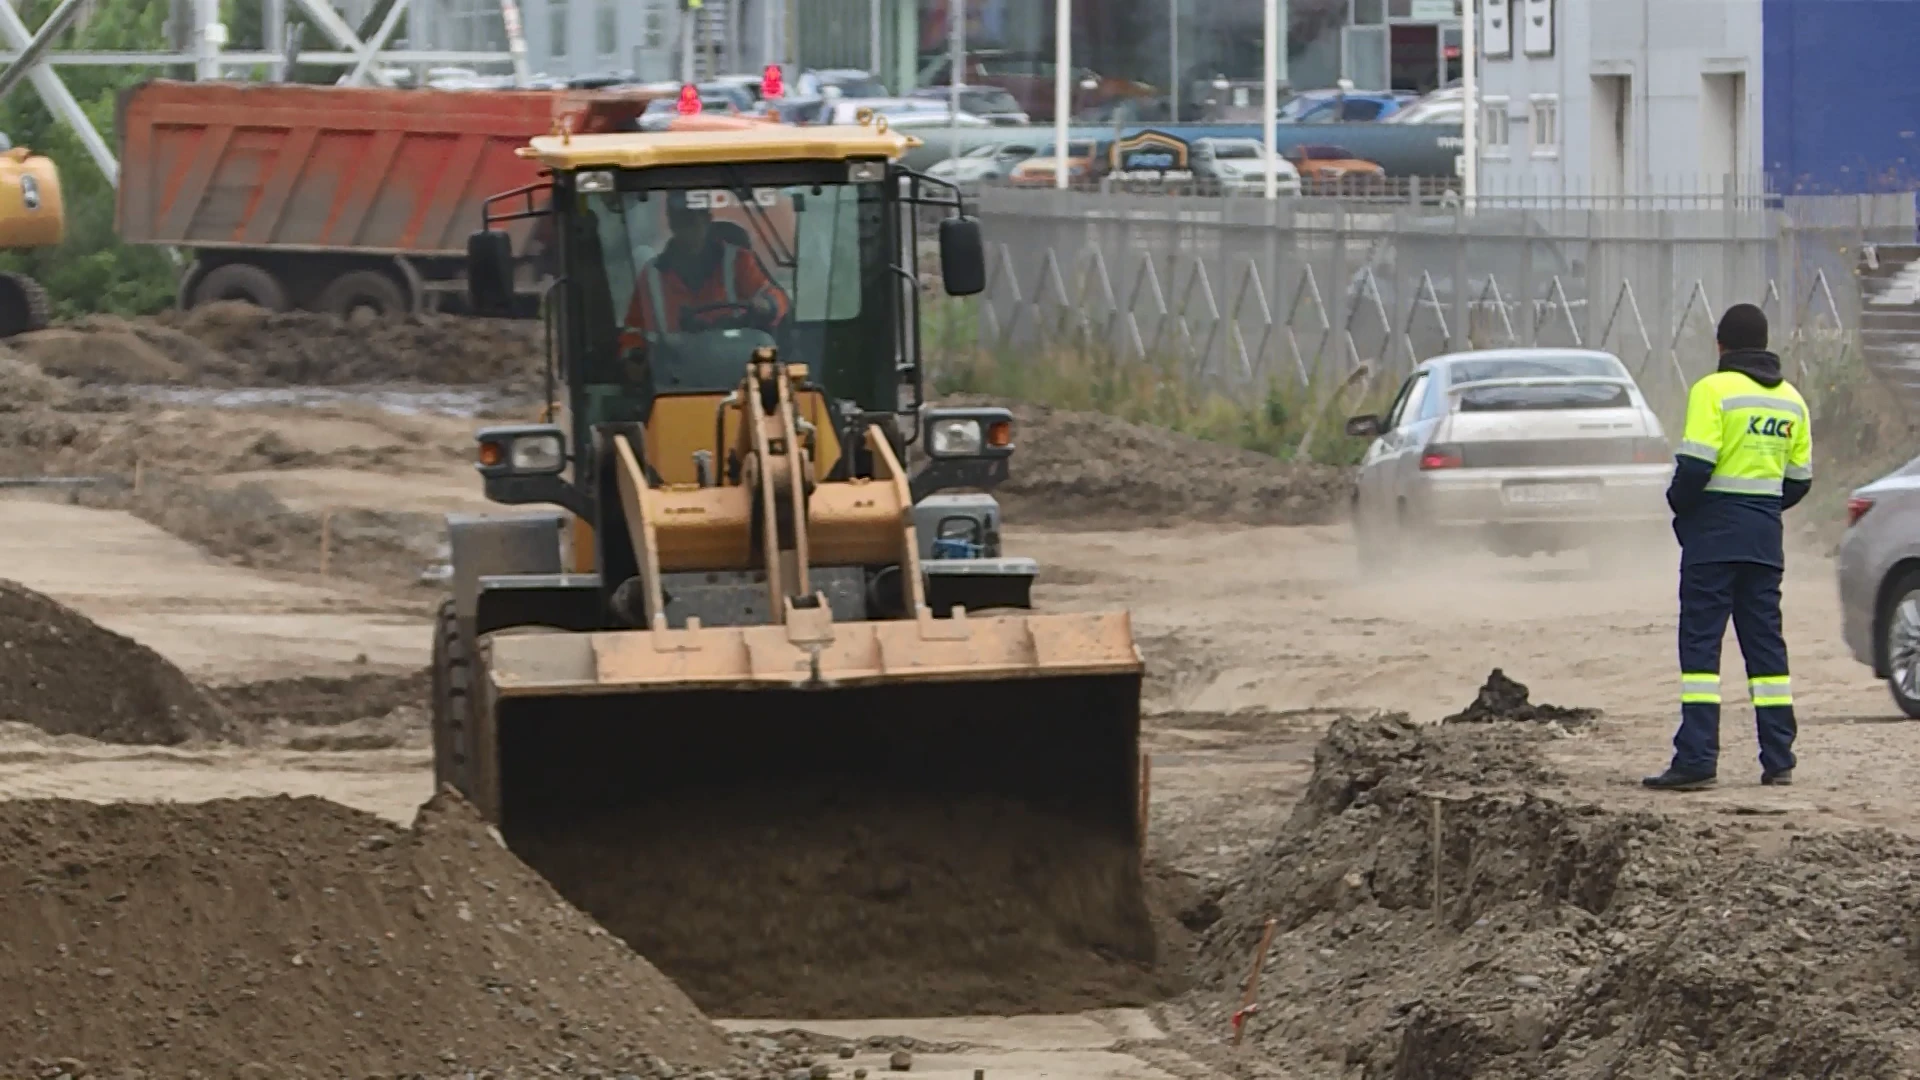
429, 597, 475, 795
0, 272, 49, 337
316, 269, 410, 323
191, 262, 290, 312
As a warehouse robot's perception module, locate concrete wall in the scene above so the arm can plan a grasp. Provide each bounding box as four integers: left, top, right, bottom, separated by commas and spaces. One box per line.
1477, 0, 1763, 194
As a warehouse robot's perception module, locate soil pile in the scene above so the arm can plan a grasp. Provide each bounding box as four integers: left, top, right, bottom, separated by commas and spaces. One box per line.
1441, 668, 1600, 728
14, 304, 543, 388
83, 475, 445, 594
0, 791, 737, 1077
0, 579, 239, 745
213, 669, 430, 728
971, 399, 1352, 529
212, 669, 431, 752
1187, 713, 1920, 1079
0, 348, 83, 410
512, 791, 1179, 1019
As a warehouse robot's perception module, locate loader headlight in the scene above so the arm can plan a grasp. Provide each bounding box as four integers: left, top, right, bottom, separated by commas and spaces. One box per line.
476, 424, 568, 476
924, 408, 1015, 459
930, 418, 983, 456
510, 434, 565, 472
931, 516, 985, 560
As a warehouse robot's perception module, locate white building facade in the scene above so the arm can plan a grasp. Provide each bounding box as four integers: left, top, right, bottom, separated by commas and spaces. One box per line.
1475, 0, 1763, 194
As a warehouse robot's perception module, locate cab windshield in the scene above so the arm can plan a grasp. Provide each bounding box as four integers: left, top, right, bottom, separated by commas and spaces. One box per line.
570, 179, 893, 427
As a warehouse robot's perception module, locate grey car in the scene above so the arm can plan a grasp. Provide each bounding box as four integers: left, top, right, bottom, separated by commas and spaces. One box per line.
1837, 455, 1920, 715
1346, 348, 1674, 568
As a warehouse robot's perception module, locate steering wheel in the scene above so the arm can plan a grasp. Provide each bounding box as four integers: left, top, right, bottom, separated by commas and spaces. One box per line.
683, 301, 757, 330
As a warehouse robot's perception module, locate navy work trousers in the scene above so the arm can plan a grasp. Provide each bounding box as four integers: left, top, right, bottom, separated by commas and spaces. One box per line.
1672, 560, 1797, 777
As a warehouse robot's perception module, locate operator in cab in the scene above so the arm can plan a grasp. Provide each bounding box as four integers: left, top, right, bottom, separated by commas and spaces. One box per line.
619, 190, 791, 358
1643, 304, 1812, 793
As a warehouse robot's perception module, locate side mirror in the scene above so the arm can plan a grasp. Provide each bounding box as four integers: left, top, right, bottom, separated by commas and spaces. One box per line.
939, 217, 987, 297
467, 229, 515, 316
1344, 414, 1383, 438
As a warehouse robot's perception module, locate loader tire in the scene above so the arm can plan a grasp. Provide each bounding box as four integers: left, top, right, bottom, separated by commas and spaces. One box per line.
430, 597, 476, 796
0, 271, 49, 337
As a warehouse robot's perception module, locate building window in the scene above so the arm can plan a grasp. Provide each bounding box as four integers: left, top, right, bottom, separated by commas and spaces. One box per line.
549, 1, 568, 57
1483, 0, 1512, 57
643, 7, 666, 49
596, 0, 617, 56
1530, 94, 1560, 158
1483, 95, 1510, 158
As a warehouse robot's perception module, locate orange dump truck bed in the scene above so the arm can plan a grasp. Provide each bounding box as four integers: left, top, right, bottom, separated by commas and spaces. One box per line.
114, 79, 669, 318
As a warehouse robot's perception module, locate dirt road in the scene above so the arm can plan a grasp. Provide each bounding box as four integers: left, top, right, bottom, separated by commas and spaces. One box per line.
2, 485, 1900, 832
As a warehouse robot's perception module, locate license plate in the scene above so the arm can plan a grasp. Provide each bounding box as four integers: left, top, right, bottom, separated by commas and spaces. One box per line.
1504, 483, 1600, 504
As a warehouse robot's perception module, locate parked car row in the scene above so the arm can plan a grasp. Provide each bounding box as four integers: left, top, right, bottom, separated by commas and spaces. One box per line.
925, 135, 1398, 196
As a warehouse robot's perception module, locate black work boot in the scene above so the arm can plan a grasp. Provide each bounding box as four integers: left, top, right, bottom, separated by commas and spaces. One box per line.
1642, 768, 1717, 791
1762, 769, 1794, 786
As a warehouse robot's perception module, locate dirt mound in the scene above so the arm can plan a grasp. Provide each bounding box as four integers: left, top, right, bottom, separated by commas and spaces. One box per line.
0, 579, 239, 745
10, 323, 199, 383
512, 790, 1177, 1020
212, 669, 429, 728
78, 474, 446, 594
16, 304, 543, 388
0, 348, 80, 409
1442, 668, 1600, 728
209, 669, 431, 752
978, 400, 1352, 529
0, 791, 737, 1077
1187, 713, 1920, 1078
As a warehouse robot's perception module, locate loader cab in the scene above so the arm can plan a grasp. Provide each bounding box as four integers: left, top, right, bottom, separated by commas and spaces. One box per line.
466, 125, 987, 494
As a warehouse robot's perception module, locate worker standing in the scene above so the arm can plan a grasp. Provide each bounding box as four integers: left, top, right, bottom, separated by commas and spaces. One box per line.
1644, 304, 1812, 792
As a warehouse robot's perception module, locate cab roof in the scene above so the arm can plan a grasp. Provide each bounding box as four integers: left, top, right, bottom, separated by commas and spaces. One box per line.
522, 123, 921, 170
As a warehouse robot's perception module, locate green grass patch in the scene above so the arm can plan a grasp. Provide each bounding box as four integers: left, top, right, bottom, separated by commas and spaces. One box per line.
924, 297, 1396, 467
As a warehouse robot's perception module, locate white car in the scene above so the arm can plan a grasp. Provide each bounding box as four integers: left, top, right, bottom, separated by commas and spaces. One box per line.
1384, 86, 1465, 124
821, 97, 991, 128
1191, 138, 1301, 196
928, 140, 1042, 183
1346, 348, 1674, 568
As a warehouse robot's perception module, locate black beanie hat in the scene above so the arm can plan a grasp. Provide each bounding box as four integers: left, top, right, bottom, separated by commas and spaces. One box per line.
1716, 303, 1768, 351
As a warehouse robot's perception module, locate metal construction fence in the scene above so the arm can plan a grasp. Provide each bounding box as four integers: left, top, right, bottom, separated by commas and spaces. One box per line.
971, 187, 1917, 408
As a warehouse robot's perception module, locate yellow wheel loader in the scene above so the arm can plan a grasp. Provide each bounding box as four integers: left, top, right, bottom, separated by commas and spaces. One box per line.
0, 138, 61, 336
433, 120, 1150, 1015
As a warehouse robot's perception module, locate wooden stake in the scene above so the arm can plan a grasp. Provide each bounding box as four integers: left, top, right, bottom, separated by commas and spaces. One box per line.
1231, 917, 1278, 1048
1430, 797, 1444, 918
1138, 753, 1152, 869
319, 510, 333, 578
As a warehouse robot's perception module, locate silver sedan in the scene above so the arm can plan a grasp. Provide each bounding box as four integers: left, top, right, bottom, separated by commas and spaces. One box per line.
1346, 348, 1675, 568
1837, 455, 1920, 716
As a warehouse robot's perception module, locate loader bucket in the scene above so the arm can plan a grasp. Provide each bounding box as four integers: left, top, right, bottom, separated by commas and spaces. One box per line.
471, 609, 1154, 1019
